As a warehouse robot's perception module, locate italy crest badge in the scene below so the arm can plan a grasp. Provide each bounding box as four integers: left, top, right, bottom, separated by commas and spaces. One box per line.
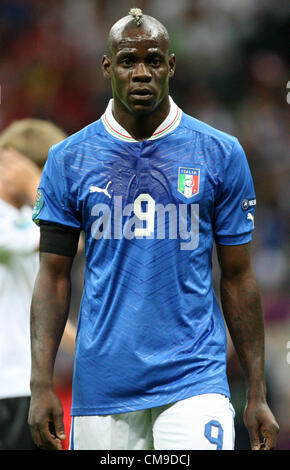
178, 168, 200, 198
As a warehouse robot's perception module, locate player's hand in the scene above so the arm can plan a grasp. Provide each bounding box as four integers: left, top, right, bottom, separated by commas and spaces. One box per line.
0, 147, 41, 206
243, 398, 279, 450
28, 387, 66, 450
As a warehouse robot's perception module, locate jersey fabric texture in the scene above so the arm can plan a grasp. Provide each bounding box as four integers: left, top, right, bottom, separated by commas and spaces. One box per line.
33, 97, 256, 416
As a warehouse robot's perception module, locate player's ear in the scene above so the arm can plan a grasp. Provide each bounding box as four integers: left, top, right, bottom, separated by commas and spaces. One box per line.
168, 53, 176, 78
102, 55, 112, 79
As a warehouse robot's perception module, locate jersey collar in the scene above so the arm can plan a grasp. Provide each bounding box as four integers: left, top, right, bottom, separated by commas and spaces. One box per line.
101, 96, 182, 142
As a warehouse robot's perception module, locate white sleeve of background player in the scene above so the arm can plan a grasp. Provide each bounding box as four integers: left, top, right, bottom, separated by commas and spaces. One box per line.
0, 209, 39, 255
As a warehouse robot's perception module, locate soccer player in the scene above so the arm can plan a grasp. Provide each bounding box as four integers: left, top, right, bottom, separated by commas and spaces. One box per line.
28, 9, 279, 450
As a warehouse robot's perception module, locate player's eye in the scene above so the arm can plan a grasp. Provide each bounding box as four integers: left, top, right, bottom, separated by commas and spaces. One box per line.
121, 57, 134, 67
148, 56, 162, 67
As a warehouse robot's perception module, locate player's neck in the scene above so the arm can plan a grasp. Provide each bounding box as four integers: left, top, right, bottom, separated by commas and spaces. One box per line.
112, 96, 171, 141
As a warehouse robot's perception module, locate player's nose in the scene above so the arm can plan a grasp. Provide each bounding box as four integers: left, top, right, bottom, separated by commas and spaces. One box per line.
132, 62, 152, 82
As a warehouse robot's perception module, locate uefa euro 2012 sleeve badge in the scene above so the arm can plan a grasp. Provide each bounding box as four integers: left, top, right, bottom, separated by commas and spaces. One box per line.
178, 168, 200, 199
32, 188, 44, 223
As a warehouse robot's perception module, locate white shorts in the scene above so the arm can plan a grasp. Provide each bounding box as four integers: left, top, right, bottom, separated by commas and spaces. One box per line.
70, 393, 235, 450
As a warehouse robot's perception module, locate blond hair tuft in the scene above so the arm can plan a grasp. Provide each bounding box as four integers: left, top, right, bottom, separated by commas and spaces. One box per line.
129, 8, 143, 26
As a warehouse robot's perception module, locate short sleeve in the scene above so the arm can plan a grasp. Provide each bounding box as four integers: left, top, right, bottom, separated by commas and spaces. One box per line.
32, 147, 81, 230
214, 139, 256, 245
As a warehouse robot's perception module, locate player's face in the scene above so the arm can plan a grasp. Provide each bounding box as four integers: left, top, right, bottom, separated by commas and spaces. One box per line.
103, 27, 175, 115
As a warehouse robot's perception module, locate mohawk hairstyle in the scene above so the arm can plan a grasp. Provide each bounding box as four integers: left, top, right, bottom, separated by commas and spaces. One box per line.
129, 7, 143, 26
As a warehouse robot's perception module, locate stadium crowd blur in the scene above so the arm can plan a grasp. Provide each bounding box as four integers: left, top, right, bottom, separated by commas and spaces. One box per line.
0, 0, 289, 450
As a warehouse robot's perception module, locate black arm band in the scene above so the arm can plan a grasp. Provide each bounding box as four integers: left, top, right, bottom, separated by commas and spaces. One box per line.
39, 222, 81, 257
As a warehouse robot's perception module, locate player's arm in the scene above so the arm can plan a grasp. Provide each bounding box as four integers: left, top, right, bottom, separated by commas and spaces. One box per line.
216, 242, 279, 450
60, 318, 77, 355
28, 251, 73, 450
28, 224, 79, 450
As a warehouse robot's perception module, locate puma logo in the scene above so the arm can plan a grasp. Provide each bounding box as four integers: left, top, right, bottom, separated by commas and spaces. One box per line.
90, 181, 112, 199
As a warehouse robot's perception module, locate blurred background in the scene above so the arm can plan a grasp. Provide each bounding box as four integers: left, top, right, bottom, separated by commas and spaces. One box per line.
0, 0, 289, 450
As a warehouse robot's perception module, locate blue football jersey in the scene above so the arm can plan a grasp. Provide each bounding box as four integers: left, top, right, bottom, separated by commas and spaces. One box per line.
33, 97, 256, 415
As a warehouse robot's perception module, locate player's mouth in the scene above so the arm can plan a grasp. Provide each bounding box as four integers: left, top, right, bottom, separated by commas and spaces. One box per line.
129, 88, 154, 101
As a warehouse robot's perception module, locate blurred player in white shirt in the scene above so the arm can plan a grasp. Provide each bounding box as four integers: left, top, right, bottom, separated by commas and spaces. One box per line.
0, 119, 76, 449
